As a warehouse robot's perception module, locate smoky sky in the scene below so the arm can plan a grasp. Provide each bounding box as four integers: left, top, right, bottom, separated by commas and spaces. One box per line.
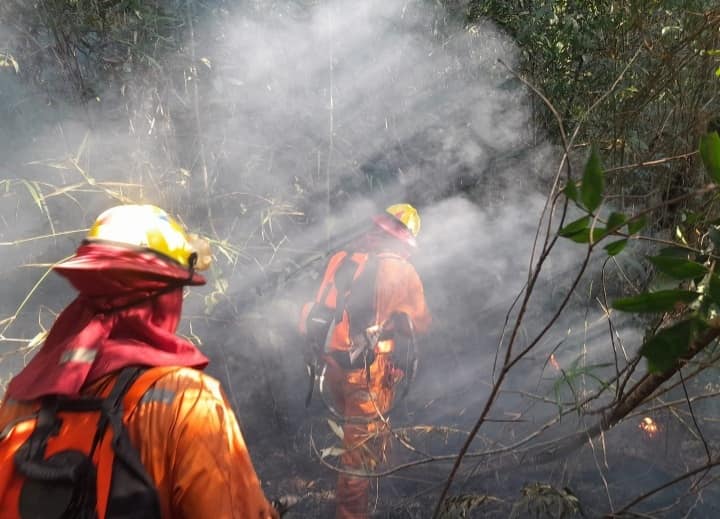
1, 0, 717, 515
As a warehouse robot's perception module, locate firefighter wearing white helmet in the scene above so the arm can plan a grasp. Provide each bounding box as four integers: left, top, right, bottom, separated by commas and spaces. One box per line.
0, 204, 279, 519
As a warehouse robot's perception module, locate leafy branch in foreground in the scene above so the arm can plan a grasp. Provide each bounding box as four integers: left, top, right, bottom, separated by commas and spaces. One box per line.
514, 132, 720, 479
433, 129, 720, 518
612, 132, 720, 373
560, 131, 720, 375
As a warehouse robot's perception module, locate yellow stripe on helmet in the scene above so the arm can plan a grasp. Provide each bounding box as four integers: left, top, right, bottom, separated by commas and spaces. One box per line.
385, 203, 421, 237
86, 204, 210, 269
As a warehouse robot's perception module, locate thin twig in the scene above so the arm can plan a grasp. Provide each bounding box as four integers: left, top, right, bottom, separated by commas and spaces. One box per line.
433, 49, 645, 516
605, 151, 699, 173
610, 458, 720, 516
678, 368, 713, 491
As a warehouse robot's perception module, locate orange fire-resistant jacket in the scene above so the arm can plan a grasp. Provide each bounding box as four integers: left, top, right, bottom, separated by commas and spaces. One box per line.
0, 368, 278, 519
300, 250, 431, 353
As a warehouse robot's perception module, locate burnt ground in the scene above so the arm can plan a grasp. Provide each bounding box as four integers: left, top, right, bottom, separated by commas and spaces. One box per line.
2, 201, 719, 518
208, 341, 720, 518
1, 257, 719, 517
198, 283, 720, 518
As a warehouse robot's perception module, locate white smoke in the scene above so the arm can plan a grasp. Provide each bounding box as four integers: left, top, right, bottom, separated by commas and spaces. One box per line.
1, 0, 682, 515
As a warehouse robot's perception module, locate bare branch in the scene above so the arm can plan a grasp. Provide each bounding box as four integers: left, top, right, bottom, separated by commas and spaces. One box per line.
610, 457, 720, 517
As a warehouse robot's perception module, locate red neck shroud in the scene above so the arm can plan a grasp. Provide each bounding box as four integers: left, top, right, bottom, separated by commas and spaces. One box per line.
372, 213, 417, 249
6, 243, 208, 400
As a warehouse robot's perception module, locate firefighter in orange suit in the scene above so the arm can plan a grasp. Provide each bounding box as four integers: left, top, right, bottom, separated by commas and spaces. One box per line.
0, 204, 279, 519
300, 203, 431, 519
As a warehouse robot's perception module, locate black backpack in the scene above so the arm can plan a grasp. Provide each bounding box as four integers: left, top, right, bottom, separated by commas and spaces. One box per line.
1, 366, 168, 519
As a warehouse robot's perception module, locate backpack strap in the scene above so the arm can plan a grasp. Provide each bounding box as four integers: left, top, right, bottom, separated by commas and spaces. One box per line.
91, 367, 144, 452
95, 366, 179, 517
11, 365, 142, 483
317, 251, 348, 306
332, 253, 362, 324
346, 252, 378, 340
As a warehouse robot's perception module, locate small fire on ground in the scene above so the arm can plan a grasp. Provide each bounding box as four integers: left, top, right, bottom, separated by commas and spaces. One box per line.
549, 354, 561, 371
638, 416, 660, 439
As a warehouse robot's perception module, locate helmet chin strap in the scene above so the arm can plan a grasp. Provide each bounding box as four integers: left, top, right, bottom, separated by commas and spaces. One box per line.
187, 252, 198, 282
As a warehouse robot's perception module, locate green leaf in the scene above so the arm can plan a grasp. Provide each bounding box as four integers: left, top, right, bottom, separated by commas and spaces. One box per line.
590, 226, 608, 242
565, 226, 607, 244
612, 290, 700, 313
657, 246, 691, 258
552, 357, 614, 397
558, 216, 589, 237
699, 131, 720, 183
563, 181, 578, 202
580, 146, 604, 212
606, 212, 626, 231
681, 210, 701, 225
627, 215, 647, 235
604, 239, 627, 256
640, 319, 706, 373
566, 229, 590, 243
648, 255, 707, 280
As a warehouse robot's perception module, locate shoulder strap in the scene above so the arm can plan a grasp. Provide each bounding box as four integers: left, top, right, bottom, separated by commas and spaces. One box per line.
346, 252, 379, 338
96, 366, 179, 518
87, 366, 177, 467
333, 253, 362, 323
105, 367, 144, 410
317, 251, 348, 306
92, 367, 143, 439
10, 368, 138, 500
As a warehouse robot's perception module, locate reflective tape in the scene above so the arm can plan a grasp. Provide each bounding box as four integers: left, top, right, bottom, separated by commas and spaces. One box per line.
60, 348, 97, 364
139, 387, 176, 405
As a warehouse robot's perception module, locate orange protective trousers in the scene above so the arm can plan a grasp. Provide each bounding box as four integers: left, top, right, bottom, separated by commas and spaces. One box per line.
325, 354, 399, 519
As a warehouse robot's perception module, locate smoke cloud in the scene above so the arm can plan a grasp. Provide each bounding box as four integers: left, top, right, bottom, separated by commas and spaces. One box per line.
1, 0, 716, 516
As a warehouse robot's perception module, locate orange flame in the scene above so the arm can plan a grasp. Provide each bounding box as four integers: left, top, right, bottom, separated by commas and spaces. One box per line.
639, 416, 659, 438
549, 354, 560, 371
